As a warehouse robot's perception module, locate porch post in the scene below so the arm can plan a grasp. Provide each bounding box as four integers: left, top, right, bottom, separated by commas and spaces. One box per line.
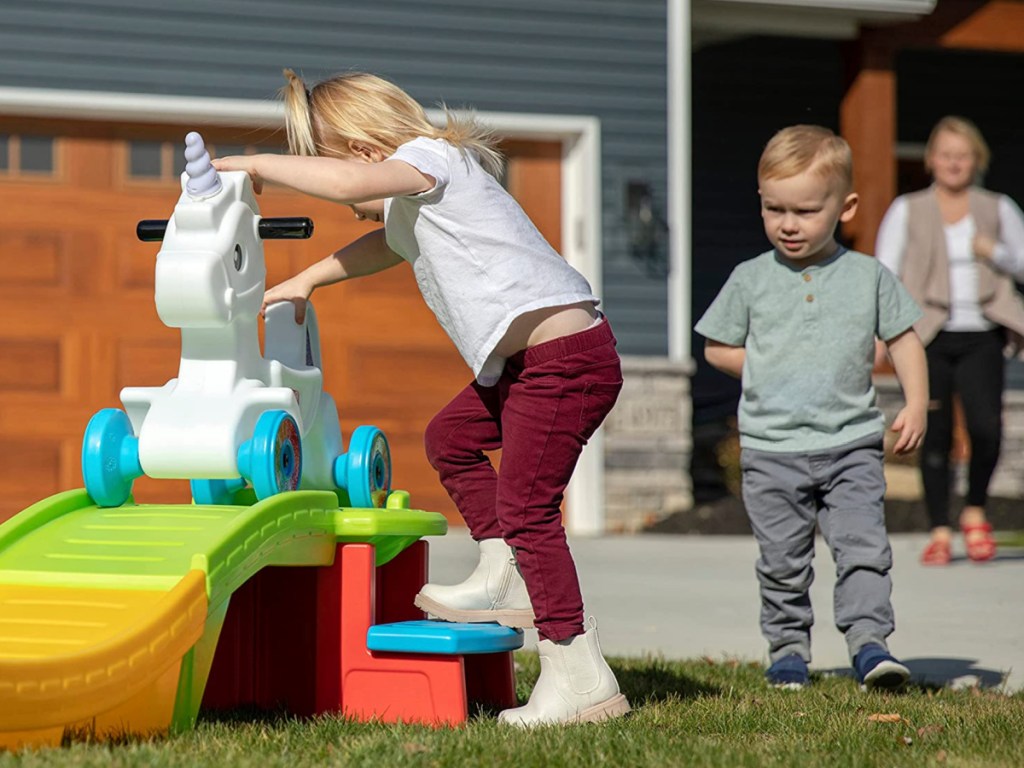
840, 42, 896, 255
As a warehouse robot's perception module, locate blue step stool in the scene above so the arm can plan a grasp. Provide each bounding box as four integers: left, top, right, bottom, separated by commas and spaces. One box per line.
366, 620, 524, 655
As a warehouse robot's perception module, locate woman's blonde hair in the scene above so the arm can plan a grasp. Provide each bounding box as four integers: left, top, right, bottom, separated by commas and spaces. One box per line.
281, 68, 504, 178
925, 115, 990, 176
757, 125, 853, 194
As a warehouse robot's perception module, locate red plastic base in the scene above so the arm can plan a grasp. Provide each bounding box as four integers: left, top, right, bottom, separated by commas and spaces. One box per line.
202, 564, 318, 715
202, 540, 518, 726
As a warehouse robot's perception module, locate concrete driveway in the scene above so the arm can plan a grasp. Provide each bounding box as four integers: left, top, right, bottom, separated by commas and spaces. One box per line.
426, 530, 1024, 691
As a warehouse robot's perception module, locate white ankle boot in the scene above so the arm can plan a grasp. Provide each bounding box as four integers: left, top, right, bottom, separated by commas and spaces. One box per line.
414, 538, 535, 627
498, 624, 631, 726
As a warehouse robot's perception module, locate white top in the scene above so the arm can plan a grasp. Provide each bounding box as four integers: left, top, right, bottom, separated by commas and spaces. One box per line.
875, 193, 1024, 331
383, 137, 599, 385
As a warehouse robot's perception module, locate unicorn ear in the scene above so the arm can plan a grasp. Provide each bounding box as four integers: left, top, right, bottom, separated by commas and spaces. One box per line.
183, 131, 222, 199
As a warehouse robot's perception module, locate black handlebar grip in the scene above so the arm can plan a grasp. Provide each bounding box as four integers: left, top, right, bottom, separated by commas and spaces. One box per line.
258, 217, 314, 240
137, 216, 313, 242
137, 220, 168, 241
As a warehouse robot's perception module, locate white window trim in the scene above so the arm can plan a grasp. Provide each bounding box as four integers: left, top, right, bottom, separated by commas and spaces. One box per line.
669, 0, 691, 365
0, 86, 606, 534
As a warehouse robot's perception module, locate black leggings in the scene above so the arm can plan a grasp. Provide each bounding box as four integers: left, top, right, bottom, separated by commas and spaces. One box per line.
920, 329, 1005, 530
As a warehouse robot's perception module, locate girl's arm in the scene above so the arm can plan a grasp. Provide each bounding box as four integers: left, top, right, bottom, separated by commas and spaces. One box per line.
703, 340, 745, 379
213, 154, 433, 203
884, 328, 928, 454
264, 229, 403, 322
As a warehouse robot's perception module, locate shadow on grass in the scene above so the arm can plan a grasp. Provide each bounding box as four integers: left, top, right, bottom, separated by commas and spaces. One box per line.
819, 657, 1007, 692
198, 705, 296, 727
902, 657, 1009, 690
612, 660, 721, 704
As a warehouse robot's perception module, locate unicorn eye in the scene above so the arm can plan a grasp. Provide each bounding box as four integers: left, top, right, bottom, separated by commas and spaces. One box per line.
233, 244, 244, 271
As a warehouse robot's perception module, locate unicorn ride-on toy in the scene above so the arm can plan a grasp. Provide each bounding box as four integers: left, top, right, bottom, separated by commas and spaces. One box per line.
82, 132, 390, 509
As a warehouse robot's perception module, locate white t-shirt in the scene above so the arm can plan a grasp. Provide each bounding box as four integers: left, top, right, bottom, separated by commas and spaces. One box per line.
875, 193, 1024, 331
383, 137, 599, 385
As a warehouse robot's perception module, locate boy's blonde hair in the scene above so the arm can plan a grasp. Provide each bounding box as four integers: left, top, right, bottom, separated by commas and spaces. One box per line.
757, 125, 853, 194
925, 115, 990, 176
281, 68, 504, 178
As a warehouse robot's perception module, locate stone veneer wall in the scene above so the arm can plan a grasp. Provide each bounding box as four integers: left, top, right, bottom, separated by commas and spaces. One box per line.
602, 356, 695, 532
875, 375, 1024, 498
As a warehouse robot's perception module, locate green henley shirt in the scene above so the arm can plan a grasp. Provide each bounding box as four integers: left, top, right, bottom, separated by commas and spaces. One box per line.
695, 248, 922, 452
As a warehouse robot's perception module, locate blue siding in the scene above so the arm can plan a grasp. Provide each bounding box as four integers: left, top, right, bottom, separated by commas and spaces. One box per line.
0, 0, 670, 355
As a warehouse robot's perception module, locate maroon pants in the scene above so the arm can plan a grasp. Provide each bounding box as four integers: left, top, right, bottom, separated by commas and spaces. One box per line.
424, 319, 622, 641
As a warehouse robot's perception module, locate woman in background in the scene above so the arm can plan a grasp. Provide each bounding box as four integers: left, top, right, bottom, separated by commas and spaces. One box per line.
876, 116, 1024, 565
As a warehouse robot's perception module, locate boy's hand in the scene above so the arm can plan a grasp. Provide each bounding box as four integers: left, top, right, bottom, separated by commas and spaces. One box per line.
212, 155, 264, 194
890, 404, 926, 454
263, 274, 315, 323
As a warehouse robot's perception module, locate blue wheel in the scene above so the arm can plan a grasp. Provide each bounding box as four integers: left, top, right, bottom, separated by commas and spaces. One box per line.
336, 426, 391, 508
237, 410, 302, 501
82, 408, 141, 507
191, 478, 246, 506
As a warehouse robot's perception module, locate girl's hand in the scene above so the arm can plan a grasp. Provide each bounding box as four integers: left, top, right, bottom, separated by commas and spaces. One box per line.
973, 234, 997, 261
890, 405, 926, 455
212, 155, 265, 194
263, 273, 315, 323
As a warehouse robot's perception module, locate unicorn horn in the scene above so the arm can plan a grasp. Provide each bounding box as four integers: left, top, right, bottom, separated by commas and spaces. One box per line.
183, 131, 222, 199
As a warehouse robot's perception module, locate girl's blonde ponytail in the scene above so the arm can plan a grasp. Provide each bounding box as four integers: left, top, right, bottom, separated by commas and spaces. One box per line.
436, 105, 504, 179
281, 68, 318, 156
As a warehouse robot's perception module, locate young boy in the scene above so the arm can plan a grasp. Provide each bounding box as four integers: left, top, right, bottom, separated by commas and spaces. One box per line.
695, 125, 928, 690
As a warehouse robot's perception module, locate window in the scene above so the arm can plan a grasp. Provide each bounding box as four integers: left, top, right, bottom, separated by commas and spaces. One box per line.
0, 134, 57, 176
125, 139, 285, 183
129, 141, 164, 178
20, 135, 54, 173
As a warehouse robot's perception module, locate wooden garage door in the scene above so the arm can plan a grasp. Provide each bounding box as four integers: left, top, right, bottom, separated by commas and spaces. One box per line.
0, 118, 561, 523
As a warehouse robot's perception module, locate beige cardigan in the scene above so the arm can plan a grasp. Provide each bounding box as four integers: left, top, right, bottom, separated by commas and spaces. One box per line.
899, 186, 1024, 345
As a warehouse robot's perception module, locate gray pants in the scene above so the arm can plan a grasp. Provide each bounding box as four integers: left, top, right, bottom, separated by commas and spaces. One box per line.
740, 434, 894, 664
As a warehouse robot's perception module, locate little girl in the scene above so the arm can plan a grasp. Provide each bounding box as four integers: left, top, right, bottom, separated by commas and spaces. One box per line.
213, 69, 630, 726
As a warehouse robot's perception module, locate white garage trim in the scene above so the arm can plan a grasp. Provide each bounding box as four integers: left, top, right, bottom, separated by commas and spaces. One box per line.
471, 110, 605, 536
0, 86, 606, 534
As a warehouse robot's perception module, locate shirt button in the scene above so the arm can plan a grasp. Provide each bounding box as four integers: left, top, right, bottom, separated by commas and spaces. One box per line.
803, 274, 812, 282
806, 294, 814, 303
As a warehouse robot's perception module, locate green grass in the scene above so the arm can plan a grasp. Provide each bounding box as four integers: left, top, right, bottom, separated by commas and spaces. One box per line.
4, 653, 1023, 768
995, 530, 1024, 549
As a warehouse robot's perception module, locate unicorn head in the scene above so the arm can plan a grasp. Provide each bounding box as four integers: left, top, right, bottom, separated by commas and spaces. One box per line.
137, 133, 312, 333
150, 132, 264, 329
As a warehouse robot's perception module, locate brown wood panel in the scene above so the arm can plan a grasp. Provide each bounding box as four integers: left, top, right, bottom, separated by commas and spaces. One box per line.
940, 1, 1024, 52
502, 139, 563, 251
841, 43, 896, 254
0, 441, 61, 515
0, 124, 562, 524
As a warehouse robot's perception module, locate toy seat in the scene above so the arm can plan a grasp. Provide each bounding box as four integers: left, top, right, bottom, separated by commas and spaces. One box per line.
367, 620, 523, 655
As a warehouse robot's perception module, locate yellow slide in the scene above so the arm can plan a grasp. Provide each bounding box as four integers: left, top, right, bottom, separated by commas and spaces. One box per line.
0, 573, 207, 748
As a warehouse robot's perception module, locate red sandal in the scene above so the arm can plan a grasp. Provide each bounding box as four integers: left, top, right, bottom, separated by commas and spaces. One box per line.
920, 539, 952, 566
961, 521, 997, 563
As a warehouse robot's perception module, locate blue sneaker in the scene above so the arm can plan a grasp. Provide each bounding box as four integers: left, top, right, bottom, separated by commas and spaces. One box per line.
854, 643, 910, 691
765, 654, 809, 689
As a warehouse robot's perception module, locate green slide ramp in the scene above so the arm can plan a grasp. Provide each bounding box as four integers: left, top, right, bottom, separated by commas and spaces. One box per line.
0, 488, 447, 740
0, 488, 447, 601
